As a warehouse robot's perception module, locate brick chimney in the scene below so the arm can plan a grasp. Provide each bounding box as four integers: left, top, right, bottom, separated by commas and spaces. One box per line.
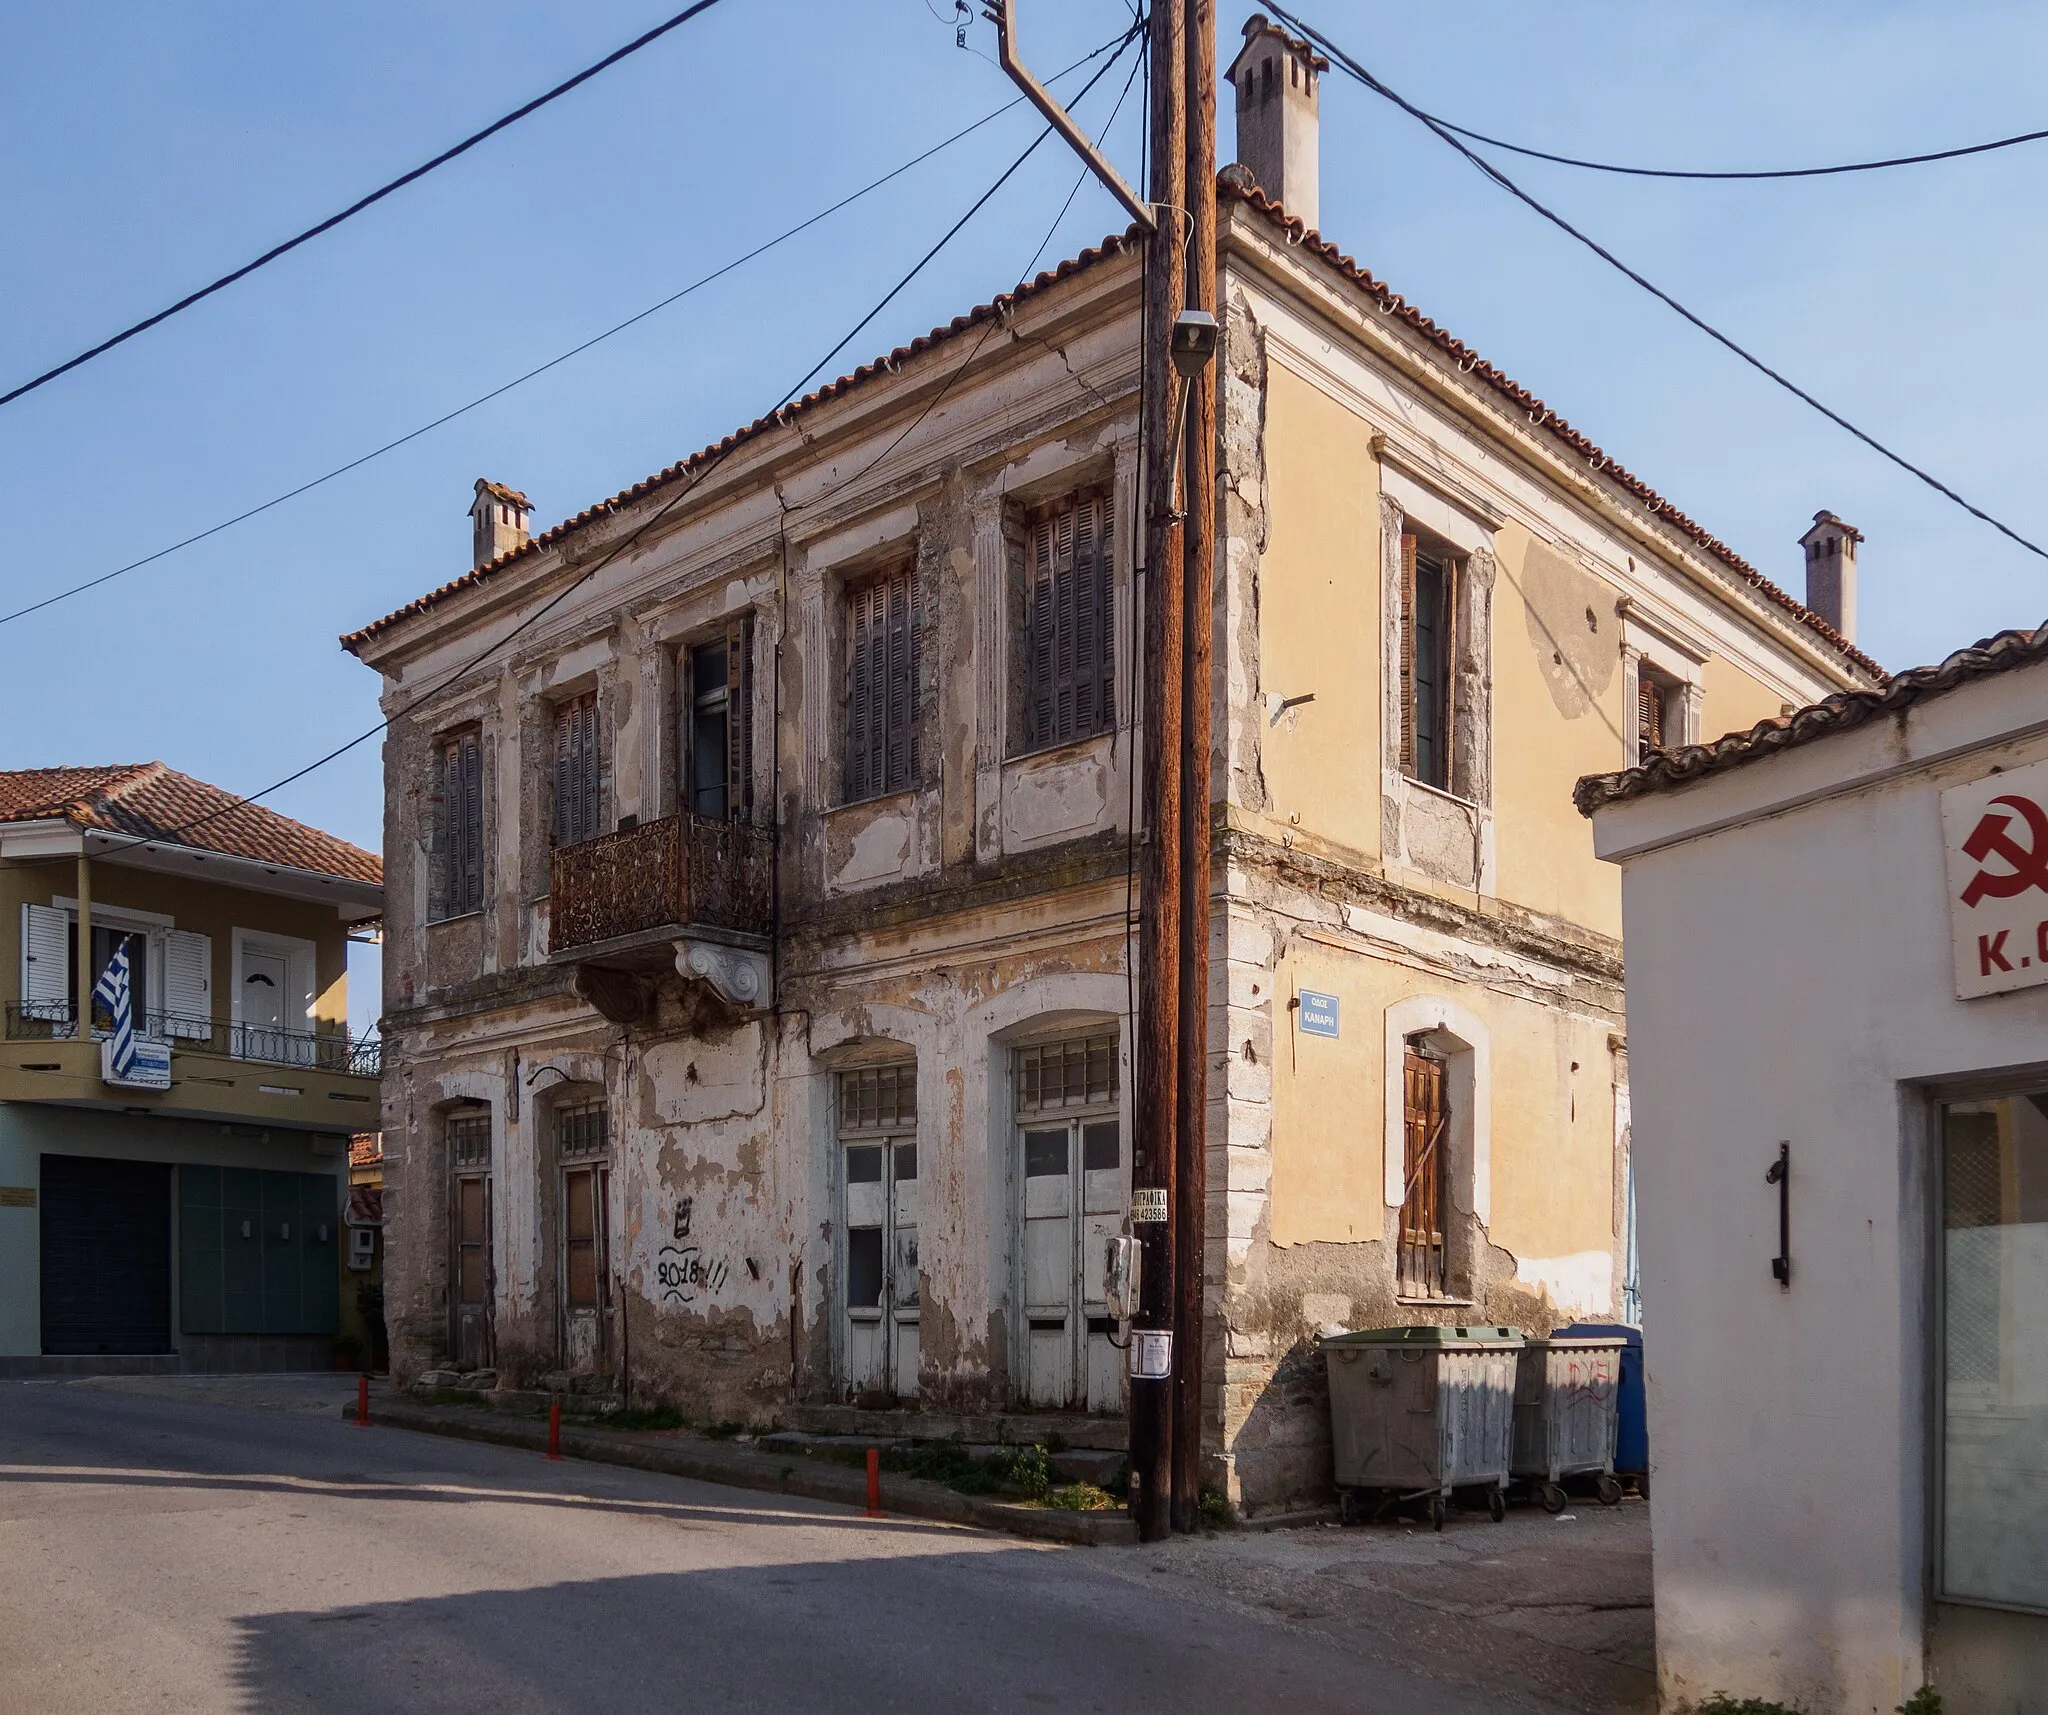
1799, 510, 1862, 643
470, 479, 531, 569
1226, 14, 1327, 230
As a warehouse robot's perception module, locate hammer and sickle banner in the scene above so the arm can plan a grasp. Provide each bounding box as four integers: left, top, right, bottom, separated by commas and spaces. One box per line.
1942, 758, 2048, 998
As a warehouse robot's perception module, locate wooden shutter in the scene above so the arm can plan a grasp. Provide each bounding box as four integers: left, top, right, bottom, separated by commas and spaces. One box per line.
1638, 676, 1664, 762
846, 568, 917, 800
846, 580, 877, 801
1028, 517, 1056, 747
554, 694, 599, 847
443, 730, 483, 915
1025, 491, 1115, 750
1398, 533, 1419, 775
21, 903, 68, 1014
163, 930, 212, 1037
726, 612, 754, 822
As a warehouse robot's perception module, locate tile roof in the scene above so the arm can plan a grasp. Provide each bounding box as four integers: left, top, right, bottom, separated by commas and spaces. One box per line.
1213, 172, 1885, 683
0, 762, 381, 886
1574, 621, 2048, 816
343, 175, 1882, 686
341, 232, 1143, 654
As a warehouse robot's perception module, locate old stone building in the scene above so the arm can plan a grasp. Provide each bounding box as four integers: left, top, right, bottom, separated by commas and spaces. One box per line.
343, 17, 1881, 1513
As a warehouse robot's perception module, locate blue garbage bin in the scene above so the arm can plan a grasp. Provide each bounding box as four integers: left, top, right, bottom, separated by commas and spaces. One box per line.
1557, 1321, 1646, 1476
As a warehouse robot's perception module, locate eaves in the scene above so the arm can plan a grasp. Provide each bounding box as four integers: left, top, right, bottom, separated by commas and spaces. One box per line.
1217, 197, 1877, 694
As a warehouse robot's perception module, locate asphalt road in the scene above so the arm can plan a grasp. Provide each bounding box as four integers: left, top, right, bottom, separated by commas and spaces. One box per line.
0, 1377, 1547, 1715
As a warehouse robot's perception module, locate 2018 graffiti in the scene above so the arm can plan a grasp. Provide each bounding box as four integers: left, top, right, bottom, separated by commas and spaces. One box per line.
657, 1199, 727, 1305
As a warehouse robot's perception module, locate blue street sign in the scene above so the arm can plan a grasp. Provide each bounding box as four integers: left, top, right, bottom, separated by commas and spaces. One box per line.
1297, 990, 1340, 1038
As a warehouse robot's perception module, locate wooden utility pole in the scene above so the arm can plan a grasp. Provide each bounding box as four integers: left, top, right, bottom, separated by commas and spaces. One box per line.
1171, 0, 1217, 1538
1131, 0, 1187, 1547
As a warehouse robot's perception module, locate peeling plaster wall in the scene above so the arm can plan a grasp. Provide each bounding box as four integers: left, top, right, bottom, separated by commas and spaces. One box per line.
361, 204, 1865, 1514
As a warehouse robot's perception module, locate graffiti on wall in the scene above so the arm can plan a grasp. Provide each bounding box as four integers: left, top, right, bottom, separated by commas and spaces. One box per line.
656, 1196, 730, 1305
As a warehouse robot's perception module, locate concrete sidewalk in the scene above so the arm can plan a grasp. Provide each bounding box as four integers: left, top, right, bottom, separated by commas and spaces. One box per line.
347, 1387, 1138, 1547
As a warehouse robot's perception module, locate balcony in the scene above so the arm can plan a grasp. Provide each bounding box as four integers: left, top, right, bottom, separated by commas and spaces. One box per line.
549, 813, 773, 957
6, 1003, 381, 1077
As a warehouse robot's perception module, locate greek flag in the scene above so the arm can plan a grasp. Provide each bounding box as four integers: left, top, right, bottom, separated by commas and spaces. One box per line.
92, 940, 135, 1079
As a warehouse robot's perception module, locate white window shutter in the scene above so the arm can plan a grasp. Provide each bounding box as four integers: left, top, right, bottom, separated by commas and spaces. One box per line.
20, 904, 68, 1016
163, 930, 212, 1038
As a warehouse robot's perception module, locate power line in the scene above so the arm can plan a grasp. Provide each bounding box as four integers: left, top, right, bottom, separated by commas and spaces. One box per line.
84, 44, 1138, 860
0, 0, 733, 410
0, 31, 1133, 634
1425, 117, 2048, 182
1273, 4, 2048, 563
1419, 111, 2048, 183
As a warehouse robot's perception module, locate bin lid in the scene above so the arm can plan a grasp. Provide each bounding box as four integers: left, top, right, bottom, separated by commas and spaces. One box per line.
1556, 1320, 1642, 1349
1320, 1324, 1523, 1348
1522, 1336, 1628, 1351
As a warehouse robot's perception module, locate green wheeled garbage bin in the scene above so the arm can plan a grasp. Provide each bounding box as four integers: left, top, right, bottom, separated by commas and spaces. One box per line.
1511, 1334, 1627, 1512
1322, 1325, 1523, 1529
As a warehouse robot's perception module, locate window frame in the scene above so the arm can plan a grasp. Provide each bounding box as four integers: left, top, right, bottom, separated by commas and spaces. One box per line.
551, 690, 603, 850
1018, 487, 1115, 756
433, 727, 485, 921
843, 563, 921, 805
680, 612, 755, 823
1399, 533, 1459, 794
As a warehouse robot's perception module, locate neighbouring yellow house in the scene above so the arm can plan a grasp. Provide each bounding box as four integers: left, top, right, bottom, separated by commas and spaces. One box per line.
0, 763, 382, 1373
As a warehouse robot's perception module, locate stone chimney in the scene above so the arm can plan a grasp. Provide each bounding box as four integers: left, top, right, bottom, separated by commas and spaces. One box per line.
1226, 14, 1327, 230
1799, 510, 1863, 643
470, 478, 531, 569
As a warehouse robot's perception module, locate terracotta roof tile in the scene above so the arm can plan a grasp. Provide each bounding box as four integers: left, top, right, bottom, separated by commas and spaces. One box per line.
340, 233, 1143, 653
1574, 622, 2048, 816
0, 762, 381, 885
1214, 172, 1884, 682
344, 177, 1882, 686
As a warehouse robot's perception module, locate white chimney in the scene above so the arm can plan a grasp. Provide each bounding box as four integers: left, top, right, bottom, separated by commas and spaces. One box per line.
470, 479, 531, 569
1799, 510, 1862, 643
1226, 14, 1326, 231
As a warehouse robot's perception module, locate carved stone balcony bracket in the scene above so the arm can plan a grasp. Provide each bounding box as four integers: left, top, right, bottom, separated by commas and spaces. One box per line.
675, 938, 772, 1012
572, 965, 652, 1026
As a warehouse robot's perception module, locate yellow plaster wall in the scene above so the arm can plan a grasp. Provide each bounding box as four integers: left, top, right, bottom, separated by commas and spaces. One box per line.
0, 859, 351, 1029
1488, 524, 1626, 938
1270, 933, 1616, 1278
1255, 363, 1381, 859
1702, 652, 1793, 747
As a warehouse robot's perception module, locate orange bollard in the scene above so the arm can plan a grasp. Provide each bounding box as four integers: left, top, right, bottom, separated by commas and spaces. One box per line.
355, 1373, 369, 1427
546, 1397, 563, 1461
865, 1446, 882, 1518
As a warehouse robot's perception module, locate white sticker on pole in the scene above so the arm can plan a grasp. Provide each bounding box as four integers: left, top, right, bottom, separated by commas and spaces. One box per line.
1942, 757, 2048, 998
1131, 1187, 1168, 1224
1128, 1329, 1173, 1380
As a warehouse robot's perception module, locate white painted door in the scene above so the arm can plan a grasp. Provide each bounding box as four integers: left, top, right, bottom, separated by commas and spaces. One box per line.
843, 1137, 918, 1401
1023, 1125, 1076, 1405
1021, 1116, 1130, 1410
238, 950, 289, 1061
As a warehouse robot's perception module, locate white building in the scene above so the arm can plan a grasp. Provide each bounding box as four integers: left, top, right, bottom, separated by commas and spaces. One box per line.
1580, 624, 2048, 1711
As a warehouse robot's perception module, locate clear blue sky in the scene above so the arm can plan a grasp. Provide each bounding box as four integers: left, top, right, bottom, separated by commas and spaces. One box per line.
5, 1, 2045, 1035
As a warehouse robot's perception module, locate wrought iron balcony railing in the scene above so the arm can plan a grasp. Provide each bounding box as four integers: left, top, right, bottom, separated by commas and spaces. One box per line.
6, 1002, 381, 1078
549, 812, 773, 954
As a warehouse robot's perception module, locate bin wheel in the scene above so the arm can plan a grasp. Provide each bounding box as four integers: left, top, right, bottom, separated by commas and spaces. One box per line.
1595, 1474, 1623, 1508
1487, 1488, 1506, 1523
1337, 1489, 1358, 1526
1428, 1496, 1445, 1532
1539, 1481, 1568, 1514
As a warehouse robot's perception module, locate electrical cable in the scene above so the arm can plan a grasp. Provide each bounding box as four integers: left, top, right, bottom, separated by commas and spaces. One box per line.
1403, 106, 2048, 183
1272, 4, 2048, 563
0, 31, 1132, 634
0, 0, 733, 410
61, 52, 1136, 863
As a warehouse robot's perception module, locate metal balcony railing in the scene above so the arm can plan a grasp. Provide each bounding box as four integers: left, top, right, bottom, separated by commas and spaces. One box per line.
6, 1002, 381, 1077
549, 812, 773, 954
